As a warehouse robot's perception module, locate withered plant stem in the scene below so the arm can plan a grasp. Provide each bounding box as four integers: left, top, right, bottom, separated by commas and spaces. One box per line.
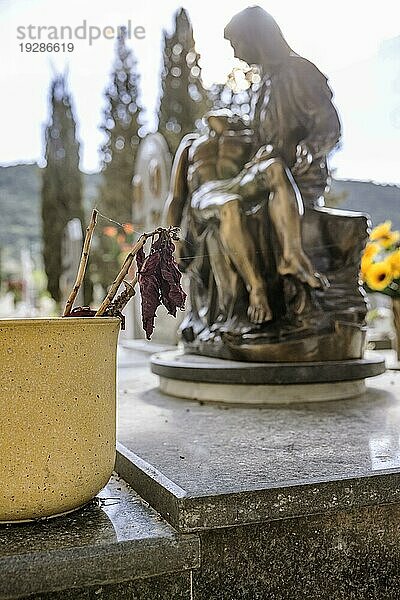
63, 209, 98, 317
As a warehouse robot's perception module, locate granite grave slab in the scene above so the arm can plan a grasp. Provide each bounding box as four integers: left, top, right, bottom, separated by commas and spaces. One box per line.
116, 354, 400, 532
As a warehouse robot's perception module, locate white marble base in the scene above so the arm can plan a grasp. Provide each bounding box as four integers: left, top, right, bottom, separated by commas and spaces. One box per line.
158, 377, 366, 405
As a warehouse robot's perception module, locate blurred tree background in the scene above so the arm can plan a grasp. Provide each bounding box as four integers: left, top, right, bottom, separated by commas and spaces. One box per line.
157, 7, 209, 155
96, 27, 143, 290
41, 74, 88, 306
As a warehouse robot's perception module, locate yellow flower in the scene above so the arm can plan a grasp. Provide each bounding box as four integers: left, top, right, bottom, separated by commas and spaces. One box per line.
364, 259, 393, 291
389, 249, 400, 278
370, 221, 400, 248
370, 221, 391, 240
361, 242, 379, 277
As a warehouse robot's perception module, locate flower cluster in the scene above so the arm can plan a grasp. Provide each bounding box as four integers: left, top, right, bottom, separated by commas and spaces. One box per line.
361, 221, 400, 295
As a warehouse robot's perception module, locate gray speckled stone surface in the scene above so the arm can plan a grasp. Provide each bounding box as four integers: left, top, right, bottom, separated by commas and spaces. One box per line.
193, 503, 400, 600
24, 572, 192, 600
0, 475, 199, 599
117, 348, 400, 531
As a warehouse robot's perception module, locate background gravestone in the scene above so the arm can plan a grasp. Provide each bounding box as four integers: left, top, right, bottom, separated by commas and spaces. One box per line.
130, 133, 186, 344
59, 218, 84, 310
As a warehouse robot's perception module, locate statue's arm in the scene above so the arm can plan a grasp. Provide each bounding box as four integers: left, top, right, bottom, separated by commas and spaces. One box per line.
163, 133, 197, 227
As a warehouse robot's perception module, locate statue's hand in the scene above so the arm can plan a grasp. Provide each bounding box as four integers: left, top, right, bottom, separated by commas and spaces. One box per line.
292, 141, 313, 177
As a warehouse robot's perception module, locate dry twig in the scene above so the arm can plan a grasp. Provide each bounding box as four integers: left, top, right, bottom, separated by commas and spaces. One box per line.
106, 277, 138, 316
63, 209, 98, 316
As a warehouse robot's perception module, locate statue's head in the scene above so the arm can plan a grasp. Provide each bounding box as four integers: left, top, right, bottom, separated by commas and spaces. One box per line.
224, 6, 292, 68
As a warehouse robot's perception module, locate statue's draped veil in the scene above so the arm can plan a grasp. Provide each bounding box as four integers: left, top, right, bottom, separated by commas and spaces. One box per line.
224, 6, 294, 65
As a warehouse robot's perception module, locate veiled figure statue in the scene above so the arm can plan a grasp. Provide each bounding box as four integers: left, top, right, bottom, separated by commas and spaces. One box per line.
165, 6, 369, 362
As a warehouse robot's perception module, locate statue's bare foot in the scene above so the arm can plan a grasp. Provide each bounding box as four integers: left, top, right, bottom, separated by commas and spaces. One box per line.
278, 252, 328, 289
248, 288, 273, 324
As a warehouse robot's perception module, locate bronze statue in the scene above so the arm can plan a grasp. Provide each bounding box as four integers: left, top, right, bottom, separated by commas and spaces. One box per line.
165, 6, 369, 362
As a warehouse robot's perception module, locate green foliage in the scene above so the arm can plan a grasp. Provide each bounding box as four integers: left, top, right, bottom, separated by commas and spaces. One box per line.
41, 74, 87, 304
0, 164, 41, 259
0, 166, 97, 262
157, 7, 210, 156
97, 28, 143, 289
0, 165, 99, 274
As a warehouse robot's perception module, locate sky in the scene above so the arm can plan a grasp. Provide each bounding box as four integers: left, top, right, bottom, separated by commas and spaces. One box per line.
0, 0, 399, 183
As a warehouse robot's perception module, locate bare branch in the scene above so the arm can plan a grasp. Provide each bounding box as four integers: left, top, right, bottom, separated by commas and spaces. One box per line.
63, 209, 98, 316
105, 277, 138, 315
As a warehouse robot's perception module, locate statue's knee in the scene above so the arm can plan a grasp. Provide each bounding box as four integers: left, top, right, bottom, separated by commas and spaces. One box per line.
221, 199, 241, 219
266, 160, 288, 187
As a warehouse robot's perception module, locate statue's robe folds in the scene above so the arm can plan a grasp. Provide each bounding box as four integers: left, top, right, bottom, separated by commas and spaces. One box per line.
253, 55, 341, 206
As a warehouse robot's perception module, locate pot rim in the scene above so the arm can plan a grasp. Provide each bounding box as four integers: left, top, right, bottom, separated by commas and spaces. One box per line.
0, 316, 121, 326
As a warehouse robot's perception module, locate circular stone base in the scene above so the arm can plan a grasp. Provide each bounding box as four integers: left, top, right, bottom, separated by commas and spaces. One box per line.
151, 351, 385, 405
158, 376, 366, 404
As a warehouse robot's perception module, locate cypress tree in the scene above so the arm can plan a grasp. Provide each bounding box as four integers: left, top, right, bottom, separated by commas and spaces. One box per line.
41, 74, 85, 304
97, 28, 142, 288
158, 7, 209, 156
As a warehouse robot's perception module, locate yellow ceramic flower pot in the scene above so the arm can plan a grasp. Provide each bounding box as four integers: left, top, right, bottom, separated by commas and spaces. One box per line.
0, 317, 120, 522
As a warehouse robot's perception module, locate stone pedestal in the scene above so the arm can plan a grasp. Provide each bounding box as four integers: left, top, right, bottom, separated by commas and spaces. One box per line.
116, 364, 400, 534
114, 356, 400, 598
150, 350, 385, 404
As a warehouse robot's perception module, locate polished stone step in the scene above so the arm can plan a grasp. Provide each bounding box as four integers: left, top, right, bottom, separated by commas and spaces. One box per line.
0, 475, 199, 599
113, 351, 400, 598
